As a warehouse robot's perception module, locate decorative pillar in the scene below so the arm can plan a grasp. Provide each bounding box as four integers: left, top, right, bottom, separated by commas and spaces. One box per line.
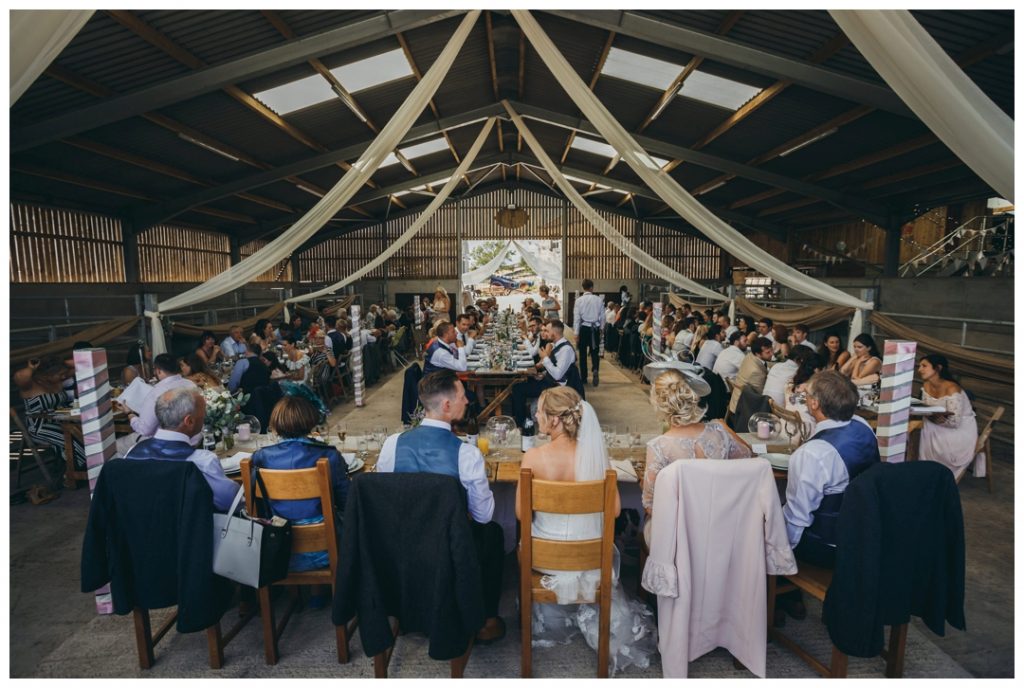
75, 347, 117, 615
652, 302, 663, 353
876, 339, 917, 463
599, 295, 606, 357
349, 305, 365, 408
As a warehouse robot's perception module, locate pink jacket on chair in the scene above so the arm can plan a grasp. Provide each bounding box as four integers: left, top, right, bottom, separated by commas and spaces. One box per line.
641, 458, 797, 678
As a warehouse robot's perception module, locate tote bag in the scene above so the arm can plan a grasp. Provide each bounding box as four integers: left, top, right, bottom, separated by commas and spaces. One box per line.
212, 469, 292, 588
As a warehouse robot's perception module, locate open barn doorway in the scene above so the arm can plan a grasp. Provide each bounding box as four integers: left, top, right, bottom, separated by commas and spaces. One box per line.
460, 239, 563, 315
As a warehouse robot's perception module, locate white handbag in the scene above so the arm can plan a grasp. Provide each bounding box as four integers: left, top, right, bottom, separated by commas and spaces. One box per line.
212, 479, 291, 588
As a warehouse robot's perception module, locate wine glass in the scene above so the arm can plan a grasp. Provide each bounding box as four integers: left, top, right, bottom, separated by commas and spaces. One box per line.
357, 438, 369, 461
601, 425, 615, 450
629, 426, 642, 450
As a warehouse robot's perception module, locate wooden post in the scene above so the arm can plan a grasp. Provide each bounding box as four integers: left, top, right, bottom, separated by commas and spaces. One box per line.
876, 339, 917, 463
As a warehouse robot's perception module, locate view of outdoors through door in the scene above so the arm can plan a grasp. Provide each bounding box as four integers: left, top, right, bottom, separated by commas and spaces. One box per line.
460, 239, 563, 313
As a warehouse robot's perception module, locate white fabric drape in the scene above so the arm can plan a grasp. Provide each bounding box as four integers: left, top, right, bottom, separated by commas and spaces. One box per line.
145, 10, 480, 354
831, 10, 1013, 202
512, 240, 563, 283
505, 103, 726, 303
461, 240, 513, 285
285, 117, 496, 306
513, 10, 873, 312
10, 10, 93, 104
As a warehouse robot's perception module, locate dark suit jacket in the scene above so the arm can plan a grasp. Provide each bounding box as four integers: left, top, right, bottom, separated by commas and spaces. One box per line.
333, 473, 485, 661
823, 461, 966, 657
80, 459, 232, 632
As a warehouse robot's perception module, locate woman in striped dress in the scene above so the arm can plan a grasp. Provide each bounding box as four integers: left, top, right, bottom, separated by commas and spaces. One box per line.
15, 356, 87, 470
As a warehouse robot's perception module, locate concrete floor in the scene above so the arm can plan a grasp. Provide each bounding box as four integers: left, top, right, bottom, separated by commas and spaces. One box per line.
8, 355, 1013, 677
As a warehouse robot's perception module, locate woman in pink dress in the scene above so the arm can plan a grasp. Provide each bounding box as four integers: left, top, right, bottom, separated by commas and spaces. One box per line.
917, 354, 980, 479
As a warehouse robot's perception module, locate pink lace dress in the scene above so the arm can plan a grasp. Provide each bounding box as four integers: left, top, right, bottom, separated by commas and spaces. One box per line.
919, 389, 980, 479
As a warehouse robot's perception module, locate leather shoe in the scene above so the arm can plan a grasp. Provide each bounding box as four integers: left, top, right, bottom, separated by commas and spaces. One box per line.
476, 616, 506, 645
592, 372, 599, 387
782, 598, 807, 621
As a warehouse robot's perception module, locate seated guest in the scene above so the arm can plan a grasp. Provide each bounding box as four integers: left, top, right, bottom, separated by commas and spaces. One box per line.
122, 344, 152, 386
179, 352, 223, 391
822, 333, 851, 371
643, 369, 751, 545
252, 396, 350, 573
511, 319, 584, 428
252, 318, 276, 351
728, 336, 774, 414
128, 353, 197, 439
694, 324, 725, 370
125, 386, 240, 513
194, 330, 223, 366
772, 324, 790, 359
14, 355, 87, 470
917, 354, 980, 480
756, 318, 775, 344
323, 315, 351, 359
672, 317, 696, 356
522, 316, 544, 358
281, 335, 311, 384
780, 351, 824, 444
423, 321, 468, 374
783, 371, 879, 569
736, 315, 754, 337
718, 313, 737, 339
220, 326, 247, 359
791, 323, 817, 352
308, 331, 337, 389
376, 370, 506, 643
61, 340, 94, 399
661, 315, 676, 350
763, 346, 815, 408
840, 333, 882, 385
228, 339, 271, 393
712, 330, 747, 380
454, 313, 476, 355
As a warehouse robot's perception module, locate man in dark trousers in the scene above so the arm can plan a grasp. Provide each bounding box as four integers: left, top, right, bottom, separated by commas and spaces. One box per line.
572, 278, 605, 387
510, 319, 584, 428
376, 370, 506, 644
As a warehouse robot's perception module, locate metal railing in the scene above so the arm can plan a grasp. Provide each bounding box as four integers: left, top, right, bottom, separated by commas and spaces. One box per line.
868, 311, 1013, 357
900, 215, 1012, 277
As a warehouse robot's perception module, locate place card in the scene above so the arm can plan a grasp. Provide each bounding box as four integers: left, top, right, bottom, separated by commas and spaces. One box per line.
751, 443, 768, 455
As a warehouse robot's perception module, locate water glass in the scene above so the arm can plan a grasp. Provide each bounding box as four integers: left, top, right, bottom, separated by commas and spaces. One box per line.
357, 438, 369, 460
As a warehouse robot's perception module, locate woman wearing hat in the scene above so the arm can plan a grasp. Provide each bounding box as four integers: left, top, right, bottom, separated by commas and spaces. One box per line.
642, 368, 752, 545
430, 285, 451, 325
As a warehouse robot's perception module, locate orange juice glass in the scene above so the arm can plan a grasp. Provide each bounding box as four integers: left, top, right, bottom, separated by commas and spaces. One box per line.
477, 436, 490, 456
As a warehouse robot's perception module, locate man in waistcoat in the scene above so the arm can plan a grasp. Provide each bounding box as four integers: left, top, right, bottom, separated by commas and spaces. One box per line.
376, 370, 506, 643
228, 339, 271, 394
778, 370, 879, 623
510, 319, 584, 428
423, 321, 468, 376
125, 386, 241, 513
573, 278, 605, 387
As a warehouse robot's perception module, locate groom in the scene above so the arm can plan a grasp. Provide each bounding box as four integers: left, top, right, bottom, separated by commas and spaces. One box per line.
376, 370, 506, 643
511, 319, 585, 428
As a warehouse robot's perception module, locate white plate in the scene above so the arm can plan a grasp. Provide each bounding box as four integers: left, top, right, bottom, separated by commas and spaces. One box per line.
346, 457, 365, 474
763, 453, 790, 471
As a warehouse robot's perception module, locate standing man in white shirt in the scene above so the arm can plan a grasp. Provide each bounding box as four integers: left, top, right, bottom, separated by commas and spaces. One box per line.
375, 370, 506, 643
572, 278, 605, 387
712, 330, 747, 380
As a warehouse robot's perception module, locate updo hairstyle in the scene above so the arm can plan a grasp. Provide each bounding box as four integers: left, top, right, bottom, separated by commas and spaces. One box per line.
650, 369, 706, 426
537, 386, 584, 440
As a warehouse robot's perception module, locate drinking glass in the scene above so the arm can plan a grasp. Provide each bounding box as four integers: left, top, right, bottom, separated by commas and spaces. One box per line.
357, 438, 369, 460
629, 427, 642, 449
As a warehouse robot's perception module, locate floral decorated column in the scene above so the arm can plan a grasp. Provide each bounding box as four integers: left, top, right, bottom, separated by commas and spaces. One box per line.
876, 339, 917, 463
350, 304, 365, 407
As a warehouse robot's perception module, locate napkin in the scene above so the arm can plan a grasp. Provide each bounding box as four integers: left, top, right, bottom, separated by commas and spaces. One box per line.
610, 459, 638, 482
220, 452, 252, 473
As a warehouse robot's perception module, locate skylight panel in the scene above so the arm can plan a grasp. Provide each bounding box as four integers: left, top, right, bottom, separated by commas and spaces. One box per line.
600, 47, 681, 91
331, 48, 413, 94
399, 138, 449, 159
254, 73, 335, 115
570, 137, 618, 158
678, 70, 762, 111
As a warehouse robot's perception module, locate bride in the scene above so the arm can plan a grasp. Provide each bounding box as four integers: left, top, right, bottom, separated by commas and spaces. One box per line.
516, 386, 658, 674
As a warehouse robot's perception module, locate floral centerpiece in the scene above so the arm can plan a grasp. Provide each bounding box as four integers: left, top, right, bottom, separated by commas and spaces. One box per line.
202, 388, 250, 448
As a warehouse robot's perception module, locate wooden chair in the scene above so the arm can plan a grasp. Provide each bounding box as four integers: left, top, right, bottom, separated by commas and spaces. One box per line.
768, 564, 907, 678
962, 405, 1004, 492
9, 408, 61, 492
769, 398, 809, 447
240, 457, 355, 665
131, 607, 231, 670
518, 468, 617, 678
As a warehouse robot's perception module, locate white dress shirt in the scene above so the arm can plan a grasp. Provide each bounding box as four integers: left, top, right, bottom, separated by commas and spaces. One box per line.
376, 419, 495, 523
573, 292, 606, 334
797, 339, 818, 352
456, 330, 475, 356
763, 359, 798, 407
782, 416, 873, 547
672, 330, 694, 353
522, 334, 541, 357
428, 341, 468, 372
695, 339, 724, 369
542, 337, 575, 384
712, 345, 746, 379
724, 325, 739, 339
221, 336, 246, 358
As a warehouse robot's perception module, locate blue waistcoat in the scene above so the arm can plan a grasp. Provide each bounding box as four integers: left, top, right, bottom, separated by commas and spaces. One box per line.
803, 419, 880, 549
394, 425, 462, 479
551, 341, 585, 399
423, 339, 456, 376
125, 437, 195, 461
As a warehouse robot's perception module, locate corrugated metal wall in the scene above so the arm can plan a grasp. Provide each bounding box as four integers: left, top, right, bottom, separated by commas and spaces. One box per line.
9, 203, 125, 283
138, 224, 230, 282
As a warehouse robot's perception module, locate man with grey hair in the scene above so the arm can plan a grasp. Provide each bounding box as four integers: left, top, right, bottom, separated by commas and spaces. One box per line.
777, 370, 879, 623
124, 386, 240, 513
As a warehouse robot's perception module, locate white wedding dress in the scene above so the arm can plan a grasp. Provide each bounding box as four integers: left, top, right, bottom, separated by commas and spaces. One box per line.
528, 402, 658, 675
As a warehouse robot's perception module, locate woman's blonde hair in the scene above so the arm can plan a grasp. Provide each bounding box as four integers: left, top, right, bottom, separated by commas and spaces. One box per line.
650, 369, 706, 426
537, 386, 584, 440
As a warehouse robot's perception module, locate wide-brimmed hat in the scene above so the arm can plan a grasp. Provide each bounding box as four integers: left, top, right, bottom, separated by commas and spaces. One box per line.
642, 361, 712, 397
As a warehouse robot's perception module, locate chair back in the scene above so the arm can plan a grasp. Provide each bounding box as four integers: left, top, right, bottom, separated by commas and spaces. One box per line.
519, 468, 616, 576
239, 457, 338, 566
769, 398, 809, 446
974, 405, 1004, 455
